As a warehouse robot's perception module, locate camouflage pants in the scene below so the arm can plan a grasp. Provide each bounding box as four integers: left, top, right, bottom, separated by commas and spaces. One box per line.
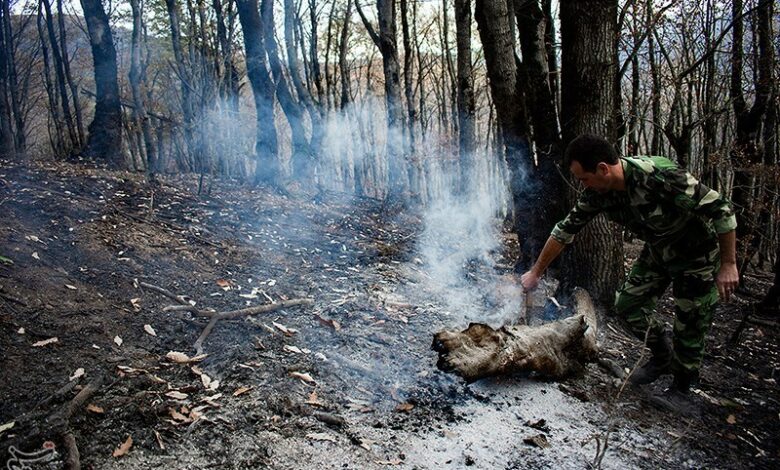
614, 235, 720, 375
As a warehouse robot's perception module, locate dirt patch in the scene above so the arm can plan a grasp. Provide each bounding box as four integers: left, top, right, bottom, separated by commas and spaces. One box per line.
0, 159, 777, 469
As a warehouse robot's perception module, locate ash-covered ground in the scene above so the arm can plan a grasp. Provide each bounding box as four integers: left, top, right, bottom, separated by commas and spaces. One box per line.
0, 159, 777, 469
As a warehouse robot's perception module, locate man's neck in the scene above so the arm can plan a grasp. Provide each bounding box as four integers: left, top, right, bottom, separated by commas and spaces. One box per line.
611, 159, 627, 191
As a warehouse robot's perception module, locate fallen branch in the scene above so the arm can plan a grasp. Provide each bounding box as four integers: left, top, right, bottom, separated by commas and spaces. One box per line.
141, 282, 313, 353
432, 288, 598, 382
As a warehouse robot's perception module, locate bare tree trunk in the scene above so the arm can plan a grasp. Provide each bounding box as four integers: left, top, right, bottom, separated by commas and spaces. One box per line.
400, 0, 415, 153
129, 0, 156, 175
647, 0, 661, 154
559, 0, 624, 304
261, 0, 312, 183
474, 0, 534, 257
164, 0, 197, 168
356, 0, 405, 197
730, 0, 775, 274
337, 0, 352, 109
214, 0, 241, 112
515, 0, 565, 264
1, 0, 24, 153
309, 0, 324, 107
57, 0, 84, 148
42, 0, 76, 151
37, 2, 64, 154
236, 0, 280, 185
285, 0, 323, 159
454, 0, 475, 190
0, 11, 13, 156
80, 0, 123, 166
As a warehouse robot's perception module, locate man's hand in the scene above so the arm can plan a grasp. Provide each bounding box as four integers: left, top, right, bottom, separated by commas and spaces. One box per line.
520, 271, 541, 292
716, 262, 739, 301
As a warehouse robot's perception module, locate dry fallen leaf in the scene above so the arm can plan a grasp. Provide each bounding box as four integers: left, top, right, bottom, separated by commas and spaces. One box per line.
31, 252, 40, 260
154, 430, 165, 450
0, 421, 15, 435
69, 368, 85, 381
165, 391, 189, 400
395, 403, 414, 412
17, 327, 25, 335
359, 438, 375, 451
169, 408, 190, 422
166, 351, 191, 363
289, 371, 315, 384
130, 298, 141, 311
65, 284, 77, 290
233, 386, 252, 397
112, 436, 133, 458
306, 432, 337, 443
144, 324, 157, 337
113, 335, 123, 347
86, 404, 104, 414
727, 414, 737, 424
283, 345, 304, 354
273, 321, 296, 336
32, 337, 58, 347
305, 391, 324, 407
200, 373, 212, 389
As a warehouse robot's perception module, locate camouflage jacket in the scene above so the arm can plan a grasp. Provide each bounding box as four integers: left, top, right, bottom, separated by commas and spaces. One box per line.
550, 156, 737, 249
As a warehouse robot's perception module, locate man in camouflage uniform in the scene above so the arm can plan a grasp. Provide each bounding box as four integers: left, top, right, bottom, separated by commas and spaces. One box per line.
521, 134, 740, 412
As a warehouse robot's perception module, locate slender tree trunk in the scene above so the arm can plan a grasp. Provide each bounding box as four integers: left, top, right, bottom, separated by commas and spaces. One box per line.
309, 0, 324, 107
37, 2, 64, 154
454, 0, 475, 190
57, 0, 84, 147
285, 0, 323, 159
338, 0, 352, 109
42, 0, 76, 150
0, 10, 13, 156
356, 0, 405, 197
236, 0, 280, 185
559, 0, 624, 304
1, 0, 24, 152
400, 0, 415, 153
129, 0, 156, 175
261, 0, 311, 183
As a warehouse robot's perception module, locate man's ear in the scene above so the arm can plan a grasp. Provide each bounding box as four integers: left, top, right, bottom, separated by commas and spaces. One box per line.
597, 162, 610, 175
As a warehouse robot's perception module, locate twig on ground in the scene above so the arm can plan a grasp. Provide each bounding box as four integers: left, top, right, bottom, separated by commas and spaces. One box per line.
141, 282, 314, 353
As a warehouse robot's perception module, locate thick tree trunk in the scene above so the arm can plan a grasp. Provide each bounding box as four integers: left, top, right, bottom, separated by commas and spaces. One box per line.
337, 0, 352, 109
515, 0, 565, 265
80, 0, 123, 166
400, 0, 415, 153
730, 0, 775, 274
433, 288, 598, 382
474, 0, 534, 259
236, 0, 280, 185
454, 0, 475, 190
559, 0, 624, 304
308, 0, 324, 108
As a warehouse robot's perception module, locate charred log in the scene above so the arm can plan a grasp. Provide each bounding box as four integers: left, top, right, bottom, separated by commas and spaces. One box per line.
432, 288, 598, 382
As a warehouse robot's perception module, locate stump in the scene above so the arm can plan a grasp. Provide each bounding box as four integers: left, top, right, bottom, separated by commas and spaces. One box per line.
432, 288, 598, 382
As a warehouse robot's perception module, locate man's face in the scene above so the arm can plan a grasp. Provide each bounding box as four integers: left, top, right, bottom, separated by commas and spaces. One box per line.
570, 161, 611, 193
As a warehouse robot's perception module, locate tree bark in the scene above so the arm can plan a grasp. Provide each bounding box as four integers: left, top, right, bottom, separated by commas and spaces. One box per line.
260, 0, 312, 183
236, 0, 280, 185
454, 0, 475, 191
1, 0, 24, 153
559, 0, 624, 304
57, 0, 84, 148
42, 0, 77, 151
129, 0, 156, 175
474, 0, 534, 259
80, 0, 123, 166
730, 0, 775, 274
433, 288, 598, 382
515, 0, 565, 265
356, 0, 405, 197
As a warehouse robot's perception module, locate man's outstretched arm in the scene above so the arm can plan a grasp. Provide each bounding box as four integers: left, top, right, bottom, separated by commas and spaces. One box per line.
520, 236, 565, 291
717, 230, 739, 301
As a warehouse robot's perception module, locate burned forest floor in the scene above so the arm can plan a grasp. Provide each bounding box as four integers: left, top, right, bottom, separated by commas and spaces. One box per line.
0, 158, 778, 469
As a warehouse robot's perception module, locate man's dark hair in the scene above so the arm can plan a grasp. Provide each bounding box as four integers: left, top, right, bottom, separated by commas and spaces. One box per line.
564, 134, 619, 172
